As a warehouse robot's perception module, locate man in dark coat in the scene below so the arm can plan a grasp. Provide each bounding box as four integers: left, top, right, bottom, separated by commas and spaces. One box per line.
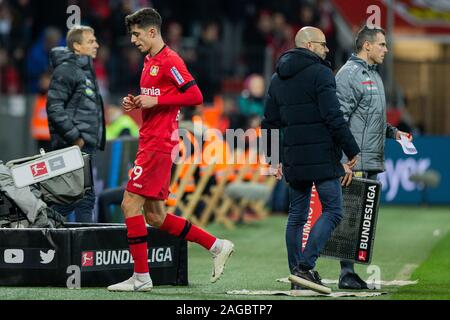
262, 27, 360, 293
46, 26, 105, 222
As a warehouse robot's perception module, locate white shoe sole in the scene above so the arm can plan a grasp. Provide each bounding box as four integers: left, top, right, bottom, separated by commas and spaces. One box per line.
288, 274, 332, 295
107, 280, 153, 292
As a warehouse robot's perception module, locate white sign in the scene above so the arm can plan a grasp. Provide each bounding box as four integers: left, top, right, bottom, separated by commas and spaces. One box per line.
10, 146, 84, 188
397, 135, 418, 155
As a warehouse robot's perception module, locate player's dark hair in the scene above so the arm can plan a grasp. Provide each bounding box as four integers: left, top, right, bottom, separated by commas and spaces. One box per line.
125, 8, 162, 33
355, 25, 385, 53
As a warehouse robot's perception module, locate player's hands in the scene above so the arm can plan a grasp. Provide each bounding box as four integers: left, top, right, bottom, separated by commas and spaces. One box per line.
396, 130, 412, 141
122, 94, 139, 112
134, 95, 158, 109
341, 163, 353, 187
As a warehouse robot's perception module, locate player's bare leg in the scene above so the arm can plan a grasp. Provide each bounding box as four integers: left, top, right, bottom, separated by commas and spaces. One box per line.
107, 191, 153, 292
144, 199, 234, 283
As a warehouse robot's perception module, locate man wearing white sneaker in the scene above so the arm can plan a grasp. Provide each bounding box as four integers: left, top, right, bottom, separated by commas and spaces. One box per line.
107, 8, 234, 292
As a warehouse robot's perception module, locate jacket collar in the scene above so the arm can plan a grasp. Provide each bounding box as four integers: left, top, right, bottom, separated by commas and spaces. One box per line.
349, 54, 378, 71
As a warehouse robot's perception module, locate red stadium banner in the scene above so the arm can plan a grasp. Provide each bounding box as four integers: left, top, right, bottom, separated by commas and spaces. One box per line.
332, 0, 450, 36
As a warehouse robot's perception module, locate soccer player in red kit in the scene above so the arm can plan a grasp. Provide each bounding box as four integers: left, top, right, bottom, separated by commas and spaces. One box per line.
107, 8, 234, 292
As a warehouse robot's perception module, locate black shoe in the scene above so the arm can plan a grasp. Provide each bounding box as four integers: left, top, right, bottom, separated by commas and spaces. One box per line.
288, 268, 331, 294
338, 273, 369, 290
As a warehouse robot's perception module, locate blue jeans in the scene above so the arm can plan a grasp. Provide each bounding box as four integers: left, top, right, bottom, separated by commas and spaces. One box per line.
52, 146, 97, 223
286, 178, 343, 272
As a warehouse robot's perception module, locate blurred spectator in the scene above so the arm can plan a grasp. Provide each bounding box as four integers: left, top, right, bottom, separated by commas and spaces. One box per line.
243, 9, 273, 75
0, 47, 21, 93
93, 46, 110, 100
115, 46, 143, 94
317, 0, 337, 68
238, 73, 265, 119
26, 26, 64, 92
105, 104, 139, 140
297, 3, 320, 28
165, 21, 184, 53
110, 0, 135, 49
9, 0, 33, 81
0, 0, 12, 49
195, 21, 223, 104
271, 12, 294, 65
30, 71, 51, 151
219, 95, 246, 132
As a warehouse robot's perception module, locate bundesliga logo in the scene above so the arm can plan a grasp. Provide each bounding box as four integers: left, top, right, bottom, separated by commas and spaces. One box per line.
81, 251, 94, 267
358, 250, 367, 262
30, 161, 48, 177
81, 248, 173, 268
357, 184, 377, 261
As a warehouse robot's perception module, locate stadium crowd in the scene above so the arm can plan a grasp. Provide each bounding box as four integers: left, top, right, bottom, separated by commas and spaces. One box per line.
0, 0, 418, 135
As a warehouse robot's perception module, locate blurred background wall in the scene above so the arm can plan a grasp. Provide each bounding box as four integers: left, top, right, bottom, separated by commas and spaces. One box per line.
1, 0, 449, 206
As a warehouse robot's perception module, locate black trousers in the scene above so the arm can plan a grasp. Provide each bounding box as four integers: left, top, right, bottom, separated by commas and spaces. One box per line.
97, 187, 125, 223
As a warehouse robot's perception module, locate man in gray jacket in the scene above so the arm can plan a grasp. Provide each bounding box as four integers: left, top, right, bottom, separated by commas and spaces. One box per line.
336, 25, 411, 289
46, 26, 105, 222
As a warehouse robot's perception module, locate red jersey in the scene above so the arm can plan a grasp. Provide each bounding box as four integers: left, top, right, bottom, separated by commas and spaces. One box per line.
139, 45, 196, 153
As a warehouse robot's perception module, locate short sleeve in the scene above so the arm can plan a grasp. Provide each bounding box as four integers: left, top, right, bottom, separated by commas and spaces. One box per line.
167, 56, 196, 92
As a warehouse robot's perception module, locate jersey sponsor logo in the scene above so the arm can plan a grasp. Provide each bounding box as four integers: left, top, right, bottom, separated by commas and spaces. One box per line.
141, 87, 161, 96
170, 66, 185, 85
30, 162, 48, 177
150, 65, 159, 76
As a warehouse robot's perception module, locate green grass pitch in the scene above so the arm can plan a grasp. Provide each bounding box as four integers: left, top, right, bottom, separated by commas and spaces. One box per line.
0, 206, 449, 300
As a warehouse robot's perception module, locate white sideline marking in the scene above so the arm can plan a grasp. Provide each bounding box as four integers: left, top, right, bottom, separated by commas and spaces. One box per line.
227, 289, 387, 298
276, 277, 418, 286
395, 264, 419, 280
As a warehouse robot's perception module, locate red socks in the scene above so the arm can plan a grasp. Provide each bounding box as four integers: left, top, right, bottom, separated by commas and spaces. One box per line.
159, 213, 216, 250
125, 215, 148, 274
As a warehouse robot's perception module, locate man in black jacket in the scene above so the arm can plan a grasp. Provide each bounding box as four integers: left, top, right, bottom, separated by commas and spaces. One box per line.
46, 26, 105, 222
262, 27, 360, 293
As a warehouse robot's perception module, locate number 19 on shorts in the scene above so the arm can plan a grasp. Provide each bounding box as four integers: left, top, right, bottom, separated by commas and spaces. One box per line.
132, 165, 143, 181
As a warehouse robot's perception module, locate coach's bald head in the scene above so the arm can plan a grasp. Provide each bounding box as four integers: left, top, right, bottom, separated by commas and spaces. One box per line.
295, 27, 329, 60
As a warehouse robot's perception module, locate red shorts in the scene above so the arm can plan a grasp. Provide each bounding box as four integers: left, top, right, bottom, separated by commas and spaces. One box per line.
126, 149, 173, 200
